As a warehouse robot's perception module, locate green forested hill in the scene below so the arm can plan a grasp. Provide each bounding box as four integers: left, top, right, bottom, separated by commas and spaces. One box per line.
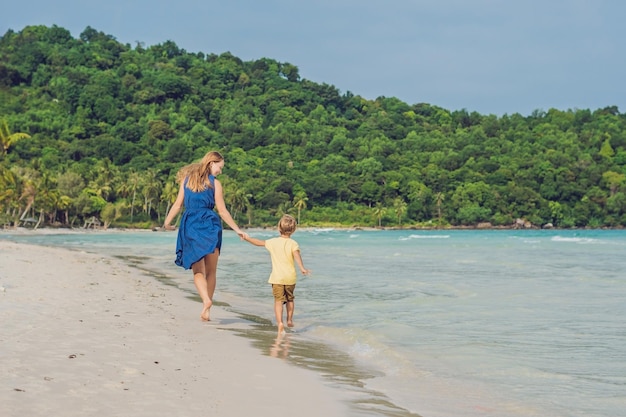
1, 25, 625, 229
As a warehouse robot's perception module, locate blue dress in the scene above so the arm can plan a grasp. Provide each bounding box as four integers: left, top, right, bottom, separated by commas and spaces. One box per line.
174, 175, 223, 269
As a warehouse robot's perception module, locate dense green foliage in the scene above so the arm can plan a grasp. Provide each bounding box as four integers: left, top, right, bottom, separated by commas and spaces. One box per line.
1, 25, 626, 229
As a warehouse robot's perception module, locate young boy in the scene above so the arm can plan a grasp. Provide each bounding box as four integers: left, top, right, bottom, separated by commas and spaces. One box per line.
242, 214, 311, 334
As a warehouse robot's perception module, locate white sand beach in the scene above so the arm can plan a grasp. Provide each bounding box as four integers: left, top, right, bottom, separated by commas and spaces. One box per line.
0, 240, 350, 417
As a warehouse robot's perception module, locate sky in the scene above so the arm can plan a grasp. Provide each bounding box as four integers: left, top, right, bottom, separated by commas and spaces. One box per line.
3, 0, 626, 116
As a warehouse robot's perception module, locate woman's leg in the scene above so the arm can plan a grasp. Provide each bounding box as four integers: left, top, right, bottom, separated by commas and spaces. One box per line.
191, 256, 212, 321
204, 249, 219, 301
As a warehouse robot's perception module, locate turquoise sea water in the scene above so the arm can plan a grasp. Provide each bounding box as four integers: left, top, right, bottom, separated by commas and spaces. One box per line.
2, 228, 625, 417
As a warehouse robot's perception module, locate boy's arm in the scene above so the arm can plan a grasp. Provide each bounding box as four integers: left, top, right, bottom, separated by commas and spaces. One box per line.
293, 250, 311, 275
243, 235, 266, 247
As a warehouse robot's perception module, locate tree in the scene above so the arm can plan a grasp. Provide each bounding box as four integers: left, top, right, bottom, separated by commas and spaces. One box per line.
373, 202, 387, 228
237, 72, 250, 91
549, 201, 564, 226
0, 165, 18, 225
223, 178, 249, 222
607, 192, 626, 217
74, 192, 107, 221
117, 170, 142, 222
392, 197, 407, 227
57, 195, 73, 225
599, 137, 615, 158
160, 180, 179, 223
231, 187, 250, 222
280, 63, 300, 82
602, 171, 625, 196
293, 192, 308, 224
0, 119, 30, 155
100, 202, 117, 229
277, 200, 294, 217
435, 192, 445, 227
35, 172, 59, 226
57, 171, 85, 198
90, 158, 119, 200
141, 168, 162, 221
18, 177, 37, 223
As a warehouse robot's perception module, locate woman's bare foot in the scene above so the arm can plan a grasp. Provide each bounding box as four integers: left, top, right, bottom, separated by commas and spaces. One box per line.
287, 320, 294, 328
277, 322, 285, 334
200, 300, 212, 321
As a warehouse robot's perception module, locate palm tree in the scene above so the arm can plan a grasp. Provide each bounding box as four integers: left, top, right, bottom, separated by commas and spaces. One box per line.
9, 165, 40, 224
118, 170, 142, 222
373, 202, 387, 228
141, 168, 162, 221
90, 158, 119, 201
393, 197, 407, 227
222, 177, 249, 223
0, 165, 16, 204
115, 176, 132, 208
18, 178, 37, 223
226, 185, 250, 222
277, 201, 294, 217
435, 192, 445, 228
0, 119, 30, 155
57, 195, 73, 225
160, 180, 179, 223
293, 192, 308, 224
36, 172, 59, 226
245, 197, 254, 226
101, 202, 125, 229
0, 165, 18, 225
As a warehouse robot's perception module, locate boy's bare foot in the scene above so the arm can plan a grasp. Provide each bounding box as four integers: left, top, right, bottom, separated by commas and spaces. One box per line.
277, 322, 285, 334
287, 320, 294, 328
200, 300, 212, 321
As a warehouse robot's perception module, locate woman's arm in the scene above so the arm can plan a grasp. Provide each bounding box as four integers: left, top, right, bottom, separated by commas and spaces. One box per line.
163, 182, 185, 230
213, 178, 246, 236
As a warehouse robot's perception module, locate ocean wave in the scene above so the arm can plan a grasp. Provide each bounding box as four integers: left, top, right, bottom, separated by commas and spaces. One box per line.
399, 234, 450, 240
551, 236, 602, 244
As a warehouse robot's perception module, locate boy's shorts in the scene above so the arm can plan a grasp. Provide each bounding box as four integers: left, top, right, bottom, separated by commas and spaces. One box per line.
272, 284, 296, 302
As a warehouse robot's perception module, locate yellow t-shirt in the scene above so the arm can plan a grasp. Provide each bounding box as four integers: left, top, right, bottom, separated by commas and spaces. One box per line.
265, 237, 300, 285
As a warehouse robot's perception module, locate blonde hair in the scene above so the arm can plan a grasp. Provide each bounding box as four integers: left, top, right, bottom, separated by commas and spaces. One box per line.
176, 151, 224, 193
278, 214, 297, 235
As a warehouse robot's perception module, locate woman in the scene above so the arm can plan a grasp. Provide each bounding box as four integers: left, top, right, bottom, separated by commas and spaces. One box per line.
163, 151, 247, 321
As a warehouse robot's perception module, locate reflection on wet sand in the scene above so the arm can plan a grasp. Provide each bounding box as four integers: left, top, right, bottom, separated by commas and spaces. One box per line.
270, 332, 291, 359
227, 320, 421, 417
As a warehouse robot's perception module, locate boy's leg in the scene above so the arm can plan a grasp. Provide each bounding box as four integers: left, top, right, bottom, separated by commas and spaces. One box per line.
272, 284, 286, 333
285, 284, 296, 327
274, 300, 285, 333
286, 301, 295, 327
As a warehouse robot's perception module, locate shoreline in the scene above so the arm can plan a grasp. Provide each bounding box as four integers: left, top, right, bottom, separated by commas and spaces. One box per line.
0, 240, 355, 417
5, 221, 625, 234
